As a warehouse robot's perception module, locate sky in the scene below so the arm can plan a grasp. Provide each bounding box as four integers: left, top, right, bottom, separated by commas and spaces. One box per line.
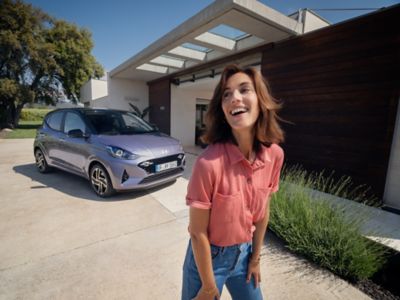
25, 0, 400, 72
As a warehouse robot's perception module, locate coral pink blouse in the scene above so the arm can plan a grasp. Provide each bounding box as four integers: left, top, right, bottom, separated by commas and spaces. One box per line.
186, 142, 284, 246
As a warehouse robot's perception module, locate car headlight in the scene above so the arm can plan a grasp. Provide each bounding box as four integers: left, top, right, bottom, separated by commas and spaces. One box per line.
106, 146, 138, 160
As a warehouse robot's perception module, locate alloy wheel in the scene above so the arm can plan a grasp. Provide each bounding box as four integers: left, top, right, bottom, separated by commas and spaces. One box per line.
90, 164, 114, 197
35, 149, 50, 173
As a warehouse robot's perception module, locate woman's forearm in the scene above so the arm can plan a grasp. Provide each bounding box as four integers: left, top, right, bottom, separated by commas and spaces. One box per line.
190, 232, 217, 289
251, 199, 271, 259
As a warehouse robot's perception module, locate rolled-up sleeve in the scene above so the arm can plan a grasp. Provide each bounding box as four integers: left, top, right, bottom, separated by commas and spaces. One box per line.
186, 156, 215, 210
270, 146, 285, 193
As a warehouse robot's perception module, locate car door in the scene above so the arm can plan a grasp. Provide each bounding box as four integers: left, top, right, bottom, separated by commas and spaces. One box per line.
41, 110, 66, 167
58, 111, 90, 176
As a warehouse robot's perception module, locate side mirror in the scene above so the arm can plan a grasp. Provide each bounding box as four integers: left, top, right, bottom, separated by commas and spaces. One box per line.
68, 129, 87, 138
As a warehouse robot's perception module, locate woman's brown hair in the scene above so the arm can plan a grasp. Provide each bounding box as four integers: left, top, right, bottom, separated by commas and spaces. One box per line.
201, 64, 284, 148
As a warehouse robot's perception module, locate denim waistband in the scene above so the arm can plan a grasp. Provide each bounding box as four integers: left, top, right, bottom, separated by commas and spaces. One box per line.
210, 242, 251, 254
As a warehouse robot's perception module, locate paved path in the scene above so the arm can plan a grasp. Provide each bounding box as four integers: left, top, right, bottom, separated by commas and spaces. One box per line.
0, 139, 370, 299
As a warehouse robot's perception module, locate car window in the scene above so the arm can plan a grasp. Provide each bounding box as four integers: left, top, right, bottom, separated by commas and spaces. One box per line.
64, 112, 86, 134
85, 111, 154, 135
46, 111, 64, 131
121, 113, 153, 132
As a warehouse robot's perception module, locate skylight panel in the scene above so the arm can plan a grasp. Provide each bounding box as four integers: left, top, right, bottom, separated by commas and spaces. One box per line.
209, 24, 249, 40
181, 43, 211, 53
195, 32, 235, 50
168, 46, 207, 61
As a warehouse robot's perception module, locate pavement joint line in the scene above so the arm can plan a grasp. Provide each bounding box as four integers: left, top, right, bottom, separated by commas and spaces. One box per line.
0, 218, 178, 273
145, 190, 182, 217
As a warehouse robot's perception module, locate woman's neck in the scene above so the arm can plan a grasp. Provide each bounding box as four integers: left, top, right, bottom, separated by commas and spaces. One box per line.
232, 129, 255, 161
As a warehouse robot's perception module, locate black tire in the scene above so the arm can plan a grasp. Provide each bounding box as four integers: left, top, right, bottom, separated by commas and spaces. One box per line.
90, 163, 115, 197
34, 148, 51, 173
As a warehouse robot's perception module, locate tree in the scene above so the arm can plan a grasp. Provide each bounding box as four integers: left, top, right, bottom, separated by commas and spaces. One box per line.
0, 0, 104, 128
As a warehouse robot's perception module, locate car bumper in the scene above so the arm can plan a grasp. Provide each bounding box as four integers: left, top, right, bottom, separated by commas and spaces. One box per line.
100, 154, 185, 191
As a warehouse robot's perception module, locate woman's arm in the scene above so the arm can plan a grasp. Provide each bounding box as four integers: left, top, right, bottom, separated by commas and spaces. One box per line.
247, 197, 271, 287
189, 207, 220, 299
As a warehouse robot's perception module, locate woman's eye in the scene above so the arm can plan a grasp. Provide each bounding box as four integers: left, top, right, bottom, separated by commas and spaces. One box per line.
241, 87, 251, 94
223, 92, 231, 99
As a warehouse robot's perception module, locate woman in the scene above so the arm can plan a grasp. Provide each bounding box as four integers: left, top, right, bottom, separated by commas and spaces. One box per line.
182, 64, 284, 300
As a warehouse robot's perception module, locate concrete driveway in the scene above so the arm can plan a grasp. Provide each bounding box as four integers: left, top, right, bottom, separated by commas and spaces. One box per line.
0, 139, 370, 299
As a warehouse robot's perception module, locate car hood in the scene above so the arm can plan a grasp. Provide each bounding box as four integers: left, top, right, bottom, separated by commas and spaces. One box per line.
93, 133, 182, 157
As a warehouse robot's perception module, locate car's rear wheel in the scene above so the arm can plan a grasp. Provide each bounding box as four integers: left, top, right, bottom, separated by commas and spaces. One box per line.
90, 163, 115, 197
35, 148, 51, 173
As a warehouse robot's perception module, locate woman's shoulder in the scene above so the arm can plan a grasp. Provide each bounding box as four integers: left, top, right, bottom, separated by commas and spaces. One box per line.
195, 143, 225, 165
262, 143, 284, 161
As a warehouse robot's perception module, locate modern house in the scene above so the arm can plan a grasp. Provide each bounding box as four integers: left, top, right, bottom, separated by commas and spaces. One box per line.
80, 0, 400, 210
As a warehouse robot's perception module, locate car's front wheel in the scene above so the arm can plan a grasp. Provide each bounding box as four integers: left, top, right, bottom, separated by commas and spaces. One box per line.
90, 163, 115, 197
35, 148, 51, 173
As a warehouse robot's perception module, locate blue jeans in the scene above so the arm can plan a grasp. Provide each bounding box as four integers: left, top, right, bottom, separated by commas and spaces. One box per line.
182, 240, 263, 300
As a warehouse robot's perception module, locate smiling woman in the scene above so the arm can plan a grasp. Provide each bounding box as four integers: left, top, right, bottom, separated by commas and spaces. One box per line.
182, 65, 285, 300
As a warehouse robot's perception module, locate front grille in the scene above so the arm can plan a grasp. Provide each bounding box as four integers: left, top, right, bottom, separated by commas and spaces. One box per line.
139, 168, 183, 184
138, 153, 185, 174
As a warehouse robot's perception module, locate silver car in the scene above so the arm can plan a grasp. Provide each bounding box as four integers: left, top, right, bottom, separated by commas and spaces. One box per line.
34, 108, 185, 197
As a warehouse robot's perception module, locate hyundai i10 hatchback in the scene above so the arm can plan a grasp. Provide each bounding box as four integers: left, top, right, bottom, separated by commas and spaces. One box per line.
34, 108, 185, 197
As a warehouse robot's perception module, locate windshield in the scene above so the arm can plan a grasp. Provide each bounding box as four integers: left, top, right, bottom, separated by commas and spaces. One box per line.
84, 110, 155, 135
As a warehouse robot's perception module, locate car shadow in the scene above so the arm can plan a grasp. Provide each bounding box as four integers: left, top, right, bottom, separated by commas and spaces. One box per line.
13, 163, 176, 202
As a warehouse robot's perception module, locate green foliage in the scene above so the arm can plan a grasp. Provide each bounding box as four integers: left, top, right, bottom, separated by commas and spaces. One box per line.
269, 167, 388, 281
0, 0, 103, 128
20, 108, 52, 121
283, 165, 380, 206
4, 120, 42, 138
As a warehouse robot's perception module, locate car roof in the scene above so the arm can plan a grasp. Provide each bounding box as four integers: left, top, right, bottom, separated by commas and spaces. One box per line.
49, 108, 131, 114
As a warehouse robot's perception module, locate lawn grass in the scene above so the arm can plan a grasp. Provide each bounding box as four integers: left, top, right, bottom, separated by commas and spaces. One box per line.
4, 120, 42, 139
269, 166, 389, 281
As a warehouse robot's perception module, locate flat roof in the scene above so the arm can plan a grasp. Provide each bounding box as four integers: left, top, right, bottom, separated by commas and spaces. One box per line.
109, 0, 304, 81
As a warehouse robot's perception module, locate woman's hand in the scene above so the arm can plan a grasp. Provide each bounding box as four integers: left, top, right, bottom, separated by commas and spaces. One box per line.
246, 256, 261, 288
193, 286, 220, 300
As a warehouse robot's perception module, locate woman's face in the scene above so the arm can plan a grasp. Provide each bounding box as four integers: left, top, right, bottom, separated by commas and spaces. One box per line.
221, 72, 260, 134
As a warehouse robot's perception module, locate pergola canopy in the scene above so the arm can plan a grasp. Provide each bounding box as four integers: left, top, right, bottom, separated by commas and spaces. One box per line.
110, 0, 305, 81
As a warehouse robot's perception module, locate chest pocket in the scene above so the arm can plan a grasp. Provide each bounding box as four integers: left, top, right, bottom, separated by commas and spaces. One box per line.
211, 192, 241, 223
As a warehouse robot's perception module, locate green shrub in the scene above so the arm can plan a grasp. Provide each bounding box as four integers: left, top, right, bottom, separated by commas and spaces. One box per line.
283, 165, 380, 206
20, 108, 52, 121
269, 167, 388, 281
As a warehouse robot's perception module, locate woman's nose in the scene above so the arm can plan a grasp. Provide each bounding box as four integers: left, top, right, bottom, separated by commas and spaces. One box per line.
231, 89, 242, 102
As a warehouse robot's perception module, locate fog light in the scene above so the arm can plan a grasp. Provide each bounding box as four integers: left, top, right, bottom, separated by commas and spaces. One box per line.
121, 170, 129, 183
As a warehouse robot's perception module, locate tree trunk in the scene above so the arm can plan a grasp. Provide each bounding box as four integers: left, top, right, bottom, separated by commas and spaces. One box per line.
13, 103, 24, 128
5, 102, 15, 129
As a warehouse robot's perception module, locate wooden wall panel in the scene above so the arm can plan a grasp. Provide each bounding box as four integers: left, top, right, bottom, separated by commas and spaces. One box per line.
148, 79, 171, 135
262, 5, 400, 198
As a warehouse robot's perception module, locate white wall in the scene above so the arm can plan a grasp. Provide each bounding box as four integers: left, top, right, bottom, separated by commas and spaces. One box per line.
288, 9, 329, 34
88, 74, 149, 120
303, 10, 330, 33
384, 97, 400, 210
91, 79, 108, 100
80, 80, 93, 103
80, 79, 108, 103
171, 85, 213, 147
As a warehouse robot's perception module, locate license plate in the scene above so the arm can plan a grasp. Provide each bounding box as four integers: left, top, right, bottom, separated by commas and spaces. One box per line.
155, 161, 177, 172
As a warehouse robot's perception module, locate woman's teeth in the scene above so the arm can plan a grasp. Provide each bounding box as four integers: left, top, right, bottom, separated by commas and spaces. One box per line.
231, 107, 248, 116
